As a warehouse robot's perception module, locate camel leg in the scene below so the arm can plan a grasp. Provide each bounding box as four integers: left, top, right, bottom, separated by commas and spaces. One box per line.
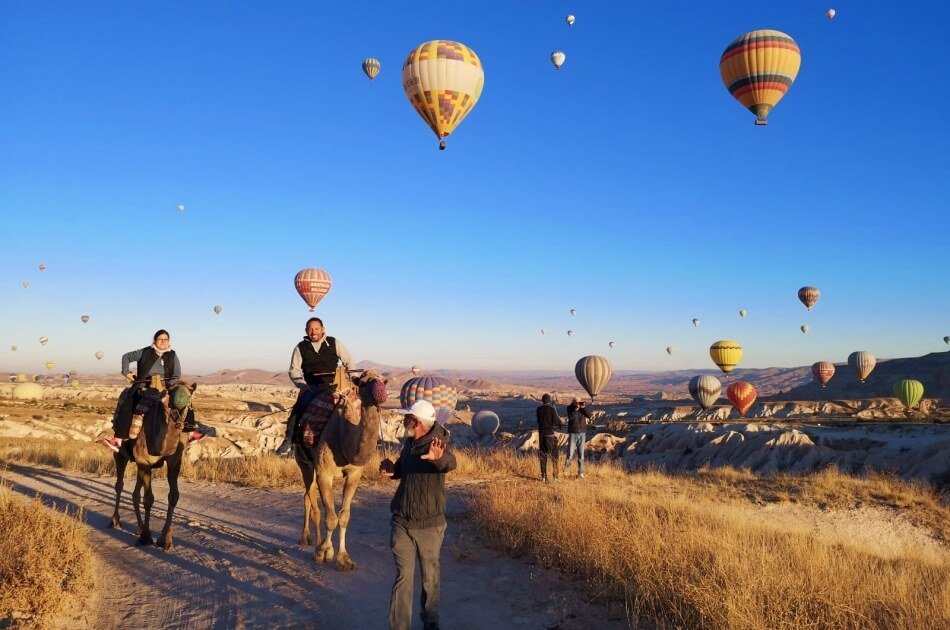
109, 451, 128, 529
132, 468, 144, 537
137, 466, 155, 546
298, 460, 320, 547
156, 455, 180, 550
334, 466, 363, 572
314, 471, 337, 564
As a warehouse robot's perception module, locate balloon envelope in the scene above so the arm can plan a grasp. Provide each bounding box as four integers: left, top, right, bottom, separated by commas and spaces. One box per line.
739, 310, 747, 318
567, 330, 574, 337
609, 341, 615, 349
540, 328, 546, 336
213, 305, 223, 315
362, 57, 381, 80
411, 365, 422, 375
848, 351, 876, 383
294, 268, 332, 311
943, 336, 949, 346
575, 355, 612, 400
45, 361, 54, 370
798, 286, 820, 310
689, 375, 722, 410
709, 340, 743, 373
826, 9, 836, 19
472, 410, 500, 436
692, 319, 700, 327
570, 309, 576, 316
727, 382, 757, 417
801, 325, 809, 334
893, 379, 924, 410
10, 346, 16, 352
39, 337, 48, 346
178, 204, 185, 212
811, 361, 835, 387
720, 30, 801, 124
566, 14, 575, 25
38, 264, 46, 271
22, 281, 29, 288
81, 315, 90, 323
666, 346, 674, 355
551, 51, 566, 68
400, 376, 458, 413
95, 352, 104, 360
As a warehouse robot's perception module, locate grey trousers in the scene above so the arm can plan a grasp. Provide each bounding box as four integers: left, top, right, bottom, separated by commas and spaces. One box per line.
390, 520, 446, 630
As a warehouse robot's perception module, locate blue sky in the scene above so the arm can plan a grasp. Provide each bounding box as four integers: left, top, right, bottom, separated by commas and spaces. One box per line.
1, 1, 947, 375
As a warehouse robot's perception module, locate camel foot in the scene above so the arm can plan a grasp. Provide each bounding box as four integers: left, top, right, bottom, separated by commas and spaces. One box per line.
335, 552, 356, 572
299, 532, 311, 546
314, 546, 335, 564
108, 514, 121, 529
156, 534, 174, 551
136, 532, 154, 546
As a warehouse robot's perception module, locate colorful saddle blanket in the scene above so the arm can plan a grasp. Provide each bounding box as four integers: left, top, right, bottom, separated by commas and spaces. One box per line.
300, 388, 358, 447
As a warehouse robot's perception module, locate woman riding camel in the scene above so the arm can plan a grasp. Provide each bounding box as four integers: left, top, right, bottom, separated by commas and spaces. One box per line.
100, 329, 204, 452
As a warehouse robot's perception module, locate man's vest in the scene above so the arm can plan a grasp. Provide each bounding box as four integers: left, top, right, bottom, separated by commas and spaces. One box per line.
297, 337, 339, 386
136, 346, 176, 381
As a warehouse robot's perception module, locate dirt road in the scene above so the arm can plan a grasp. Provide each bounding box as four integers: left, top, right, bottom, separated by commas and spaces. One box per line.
6, 464, 625, 629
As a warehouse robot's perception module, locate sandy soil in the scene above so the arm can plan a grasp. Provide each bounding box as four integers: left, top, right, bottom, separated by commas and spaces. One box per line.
4, 463, 626, 630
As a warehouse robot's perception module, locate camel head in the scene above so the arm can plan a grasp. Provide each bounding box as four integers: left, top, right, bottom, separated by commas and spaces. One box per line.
355, 370, 388, 408
169, 382, 197, 411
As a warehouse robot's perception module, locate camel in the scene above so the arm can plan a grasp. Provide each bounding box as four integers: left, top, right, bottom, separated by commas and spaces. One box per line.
293, 369, 386, 571
108, 378, 197, 551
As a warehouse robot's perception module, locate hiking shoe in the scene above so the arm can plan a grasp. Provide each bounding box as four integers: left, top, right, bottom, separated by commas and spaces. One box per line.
276, 437, 293, 457
579, 473, 586, 479
541, 476, 548, 483
554, 477, 561, 483
188, 431, 206, 444
100, 437, 121, 453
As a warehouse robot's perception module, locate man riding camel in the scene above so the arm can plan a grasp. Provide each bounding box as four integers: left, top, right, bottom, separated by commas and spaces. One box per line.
276, 317, 352, 456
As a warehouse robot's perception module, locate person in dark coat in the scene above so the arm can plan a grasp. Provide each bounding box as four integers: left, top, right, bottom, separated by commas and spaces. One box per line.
379, 400, 456, 630
564, 397, 592, 478
536, 393, 563, 483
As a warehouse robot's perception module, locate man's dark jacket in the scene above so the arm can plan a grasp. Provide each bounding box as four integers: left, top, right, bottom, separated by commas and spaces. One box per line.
390, 423, 457, 530
566, 403, 592, 434
536, 403, 562, 436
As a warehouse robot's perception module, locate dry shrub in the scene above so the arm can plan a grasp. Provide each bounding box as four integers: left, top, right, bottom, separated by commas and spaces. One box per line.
0, 479, 94, 626
0, 438, 120, 477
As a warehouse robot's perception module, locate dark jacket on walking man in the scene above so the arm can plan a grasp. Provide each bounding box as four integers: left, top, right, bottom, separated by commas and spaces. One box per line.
379, 400, 457, 630
536, 394, 563, 483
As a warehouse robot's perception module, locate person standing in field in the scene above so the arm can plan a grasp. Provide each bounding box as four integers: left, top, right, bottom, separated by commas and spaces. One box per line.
379, 400, 456, 630
536, 393, 563, 483
564, 397, 592, 478
276, 317, 352, 456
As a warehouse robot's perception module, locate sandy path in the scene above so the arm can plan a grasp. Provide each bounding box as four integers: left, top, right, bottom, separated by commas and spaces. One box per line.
5, 464, 625, 629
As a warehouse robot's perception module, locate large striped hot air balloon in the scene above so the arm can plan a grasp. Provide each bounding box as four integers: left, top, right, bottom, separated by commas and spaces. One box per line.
575, 355, 611, 401
400, 376, 458, 413
294, 268, 332, 312
710, 340, 743, 373
798, 286, 820, 310
726, 381, 757, 417
720, 30, 801, 125
689, 375, 722, 410
811, 361, 835, 387
893, 379, 924, 410
362, 57, 381, 80
848, 351, 876, 383
403, 40, 484, 150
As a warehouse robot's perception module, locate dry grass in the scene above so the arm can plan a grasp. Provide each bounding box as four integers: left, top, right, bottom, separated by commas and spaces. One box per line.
0, 478, 94, 627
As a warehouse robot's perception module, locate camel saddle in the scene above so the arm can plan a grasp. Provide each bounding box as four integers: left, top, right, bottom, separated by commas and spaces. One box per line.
299, 367, 356, 448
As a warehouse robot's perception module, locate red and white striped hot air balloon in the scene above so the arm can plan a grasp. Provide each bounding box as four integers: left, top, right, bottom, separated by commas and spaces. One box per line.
294, 268, 332, 312
811, 361, 835, 387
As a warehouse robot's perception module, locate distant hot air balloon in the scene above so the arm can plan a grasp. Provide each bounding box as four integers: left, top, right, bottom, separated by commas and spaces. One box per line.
811, 361, 835, 387
801, 325, 809, 334
69, 370, 78, 377
567, 330, 574, 337
551, 51, 566, 69
848, 351, 876, 383
403, 40, 484, 150
666, 346, 674, 355
411, 365, 422, 375
720, 30, 801, 125
213, 305, 223, 315
609, 341, 616, 349
540, 328, 547, 336
943, 335, 949, 347
473, 410, 500, 436
893, 379, 924, 410
726, 382, 757, 417
739, 310, 747, 318
294, 268, 332, 311
798, 286, 820, 310
95, 351, 104, 360
39, 337, 48, 346
10, 346, 16, 352
81, 315, 90, 323
689, 375, 722, 410
400, 376, 458, 414
826, 9, 836, 20
575, 355, 612, 401
22, 281, 29, 289
570, 309, 576, 317
710, 340, 743, 373
565, 14, 575, 26
38, 264, 46, 271
45, 361, 54, 370
7, 375, 14, 383
362, 57, 381, 80
178, 204, 185, 212
692, 319, 700, 327
70, 380, 80, 388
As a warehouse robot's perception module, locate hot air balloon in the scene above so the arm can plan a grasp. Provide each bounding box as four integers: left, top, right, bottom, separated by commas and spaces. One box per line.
70, 380, 80, 388
710, 340, 743, 373
692, 319, 700, 327
472, 410, 500, 436
566, 14, 575, 26
22, 281, 29, 289
45, 361, 54, 370
403, 40, 484, 150
362, 57, 381, 80
69, 370, 78, 376
10, 346, 16, 352
95, 351, 104, 360
551, 51, 566, 69
893, 379, 924, 410
798, 286, 820, 310
689, 375, 722, 410
666, 346, 674, 355
294, 268, 332, 311
739, 310, 747, 318
609, 341, 616, 349
213, 305, 223, 315
801, 325, 809, 334
848, 351, 876, 383
720, 30, 801, 125
15, 374, 27, 383
38, 264, 46, 271
7, 375, 15, 383
727, 382, 757, 417
81, 315, 90, 323
943, 335, 949, 347
826, 9, 836, 20
400, 376, 458, 413
570, 309, 576, 317
567, 330, 574, 337
811, 361, 835, 387
575, 355, 611, 401
411, 365, 422, 375
540, 328, 546, 336
39, 337, 48, 346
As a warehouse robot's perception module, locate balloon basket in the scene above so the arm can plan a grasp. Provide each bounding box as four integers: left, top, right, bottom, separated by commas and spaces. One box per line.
755, 119, 768, 126
439, 140, 446, 150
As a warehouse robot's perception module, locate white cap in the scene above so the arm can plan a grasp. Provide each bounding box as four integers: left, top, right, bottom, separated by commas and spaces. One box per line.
396, 400, 437, 426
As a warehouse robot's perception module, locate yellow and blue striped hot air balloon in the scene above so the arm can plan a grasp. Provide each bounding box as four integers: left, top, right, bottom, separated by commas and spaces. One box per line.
402, 40, 484, 150
720, 30, 801, 125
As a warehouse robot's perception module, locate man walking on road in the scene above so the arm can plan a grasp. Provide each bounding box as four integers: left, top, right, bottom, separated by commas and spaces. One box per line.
564, 397, 592, 478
